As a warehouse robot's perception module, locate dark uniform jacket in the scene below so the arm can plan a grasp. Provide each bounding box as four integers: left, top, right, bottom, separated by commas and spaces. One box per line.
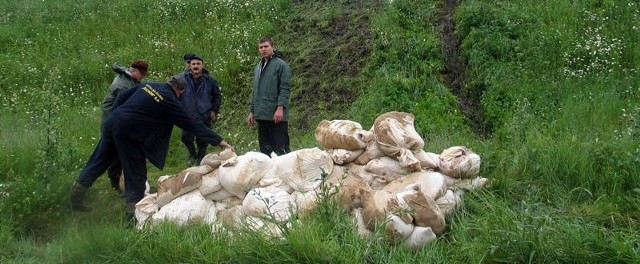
181, 68, 222, 123
105, 82, 223, 169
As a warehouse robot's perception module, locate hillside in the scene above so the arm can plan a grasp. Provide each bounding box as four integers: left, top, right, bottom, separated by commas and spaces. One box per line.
1, 0, 639, 263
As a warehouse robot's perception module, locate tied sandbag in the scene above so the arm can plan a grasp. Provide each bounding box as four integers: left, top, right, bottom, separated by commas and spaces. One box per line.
384, 214, 415, 245
315, 120, 373, 150
353, 208, 373, 237
328, 148, 364, 165
199, 170, 222, 196
264, 148, 334, 192
357, 188, 410, 232
204, 187, 234, 201
401, 226, 437, 250
397, 185, 446, 235
157, 170, 204, 207
325, 165, 371, 212
414, 150, 440, 170
200, 148, 237, 169
435, 189, 463, 216
135, 193, 158, 230
151, 191, 214, 226
291, 189, 320, 216
218, 152, 273, 199
365, 156, 414, 183
439, 146, 481, 179
242, 187, 292, 222
373, 112, 424, 169
183, 164, 214, 175
353, 139, 385, 165
382, 171, 447, 200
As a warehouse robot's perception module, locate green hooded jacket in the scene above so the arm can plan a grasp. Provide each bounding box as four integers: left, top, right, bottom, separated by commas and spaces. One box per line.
250, 51, 292, 121
101, 64, 140, 125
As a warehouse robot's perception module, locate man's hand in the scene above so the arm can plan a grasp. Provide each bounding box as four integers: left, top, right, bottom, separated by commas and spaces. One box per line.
246, 112, 255, 126
273, 106, 284, 124
218, 140, 234, 152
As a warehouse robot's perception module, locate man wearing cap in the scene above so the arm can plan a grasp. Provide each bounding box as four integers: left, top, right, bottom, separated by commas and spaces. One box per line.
70, 75, 233, 220
101, 59, 149, 197
183, 53, 195, 71
180, 54, 222, 165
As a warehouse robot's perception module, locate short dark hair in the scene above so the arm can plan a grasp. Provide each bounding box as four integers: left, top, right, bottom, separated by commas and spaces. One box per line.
259, 35, 274, 46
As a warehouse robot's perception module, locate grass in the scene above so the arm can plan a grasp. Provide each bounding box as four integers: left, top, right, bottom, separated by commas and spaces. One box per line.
1, 0, 639, 262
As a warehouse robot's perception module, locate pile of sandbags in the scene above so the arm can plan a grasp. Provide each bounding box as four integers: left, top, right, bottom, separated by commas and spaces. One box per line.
314, 111, 486, 249
135, 147, 334, 237
134, 111, 487, 249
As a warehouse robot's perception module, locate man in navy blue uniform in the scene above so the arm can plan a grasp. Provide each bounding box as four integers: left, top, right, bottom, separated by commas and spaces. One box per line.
70, 75, 233, 219
181, 54, 222, 165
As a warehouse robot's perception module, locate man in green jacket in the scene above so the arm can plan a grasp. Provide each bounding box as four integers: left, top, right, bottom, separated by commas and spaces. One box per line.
101, 59, 148, 196
246, 36, 292, 156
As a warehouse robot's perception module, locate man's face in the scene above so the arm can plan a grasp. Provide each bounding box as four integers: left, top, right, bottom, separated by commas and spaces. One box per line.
130, 68, 145, 81
190, 59, 203, 75
259, 41, 274, 59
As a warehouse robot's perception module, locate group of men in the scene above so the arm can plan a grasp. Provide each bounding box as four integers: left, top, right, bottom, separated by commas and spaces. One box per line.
70, 36, 292, 220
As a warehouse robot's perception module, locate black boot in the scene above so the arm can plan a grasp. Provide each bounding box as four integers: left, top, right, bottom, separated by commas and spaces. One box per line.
70, 182, 91, 212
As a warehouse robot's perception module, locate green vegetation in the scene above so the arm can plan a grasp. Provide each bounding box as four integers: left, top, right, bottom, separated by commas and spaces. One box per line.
1, 0, 638, 262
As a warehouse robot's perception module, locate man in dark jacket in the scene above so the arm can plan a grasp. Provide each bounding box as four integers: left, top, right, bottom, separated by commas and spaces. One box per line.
70, 75, 233, 219
246, 36, 292, 156
180, 54, 222, 165
101, 59, 148, 197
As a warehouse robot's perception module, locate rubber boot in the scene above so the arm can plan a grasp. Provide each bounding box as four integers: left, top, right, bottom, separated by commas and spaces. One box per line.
70, 182, 91, 212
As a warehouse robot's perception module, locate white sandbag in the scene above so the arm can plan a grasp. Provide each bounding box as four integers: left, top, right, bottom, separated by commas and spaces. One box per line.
353, 139, 386, 165
245, 216, 285, 238
291, 189, 320, 215
365, 156, 413, 183
325, 165, 371, 212
242, 187, 292, 222
183, 164, 214, 175
382, 171, 447, 200
401, 226, 437, 250
397, 185, 446, 235
435, 189, 463, 216
218, 152, 273, 199
439, 146, 481, 179
215, 204, 245, 230
328, 148, 365, 165
156, 170, 203, 207
315, 120, 374, 150
257, 176, 294, 194
414, 150, 440, 170
199, 170, 222, 196
151, 191, 213, 226
373, 112, 424, 170
265, 148, 334, 192
344, 163, 376, 185
357, 188, 408, 232
384, 214, 415, 245
135, 193, 158, 230
204, 187, 235, 202
200, 148, 237, 169
442, 175, 488, 191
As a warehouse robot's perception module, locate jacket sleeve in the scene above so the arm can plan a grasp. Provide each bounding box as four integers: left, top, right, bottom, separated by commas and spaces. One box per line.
167, 96, 224, 146
276, 61, 292, 108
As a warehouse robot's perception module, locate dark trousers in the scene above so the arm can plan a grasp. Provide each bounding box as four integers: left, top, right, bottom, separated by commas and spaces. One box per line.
107, 158, 122, 190
76, 129, 148, 204
181, 120, 211, 162
257, 120, 290, 156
